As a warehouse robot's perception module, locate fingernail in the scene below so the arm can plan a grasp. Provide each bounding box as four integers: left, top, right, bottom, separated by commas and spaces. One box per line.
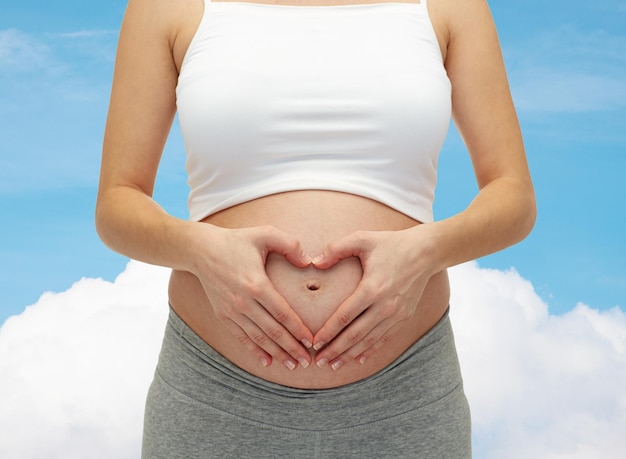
311, 254, 324, 265
358, 355, 367, 365
298, 358, 310, 369
302, 253, 313, 264
301, 339, 313, 349
316, 358, 328, 368
313, 341, 325, 351
284, 360, 297, 371
260, 357, 270, 367
331, 360, 344, 371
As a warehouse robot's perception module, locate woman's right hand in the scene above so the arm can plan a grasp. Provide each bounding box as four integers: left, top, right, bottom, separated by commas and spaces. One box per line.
189, 224, 314, 370
94, 0, 311, 371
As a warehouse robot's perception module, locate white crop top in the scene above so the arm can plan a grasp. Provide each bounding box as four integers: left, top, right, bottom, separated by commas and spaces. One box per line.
176, 0, 451, 223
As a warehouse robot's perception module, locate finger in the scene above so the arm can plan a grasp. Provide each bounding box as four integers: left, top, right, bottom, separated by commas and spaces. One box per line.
355, 322, 403, 366
257, 226, 311, 267
256, 280, 314, 347
331, 319, 395, 370
248, 300, 312, 369
225, 315, 302, 371
312, 281, 374, 352
314, 308, 390, 369
220, 318, 273, 368
311, 232, 368, 270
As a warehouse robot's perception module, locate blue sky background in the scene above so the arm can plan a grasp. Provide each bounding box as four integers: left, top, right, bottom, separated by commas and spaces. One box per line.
1, 2, 626, 457
1, 0, 625, 323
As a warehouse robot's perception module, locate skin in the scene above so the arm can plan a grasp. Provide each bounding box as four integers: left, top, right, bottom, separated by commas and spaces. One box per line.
96, 0, 536, 386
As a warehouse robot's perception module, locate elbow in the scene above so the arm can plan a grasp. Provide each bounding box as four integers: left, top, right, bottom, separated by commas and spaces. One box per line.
517, 182, 537, 242
94, 196, 109, 247
94, 201, 106, 243
524, 199, 537, 239
94, 191, 116, 250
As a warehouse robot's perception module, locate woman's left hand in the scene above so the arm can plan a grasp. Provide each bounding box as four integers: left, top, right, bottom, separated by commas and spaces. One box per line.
310, 226, 438, 370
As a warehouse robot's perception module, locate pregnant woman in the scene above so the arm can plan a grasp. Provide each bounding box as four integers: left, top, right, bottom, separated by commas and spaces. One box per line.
96, 0, 536, 456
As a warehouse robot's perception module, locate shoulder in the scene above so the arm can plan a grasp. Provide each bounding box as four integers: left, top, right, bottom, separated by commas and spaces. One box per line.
428, 0, 496, 28
426, 0, 499, 64
121, 0, 204, 71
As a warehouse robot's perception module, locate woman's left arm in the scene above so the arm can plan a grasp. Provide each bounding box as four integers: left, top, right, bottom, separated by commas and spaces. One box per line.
311, 0, 536, 369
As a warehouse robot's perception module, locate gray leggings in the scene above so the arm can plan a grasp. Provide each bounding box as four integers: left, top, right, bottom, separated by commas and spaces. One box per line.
142, 308, 471, 458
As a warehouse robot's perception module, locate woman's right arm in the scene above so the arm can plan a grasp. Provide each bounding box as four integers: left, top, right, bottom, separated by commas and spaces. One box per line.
95, 0, 313, 369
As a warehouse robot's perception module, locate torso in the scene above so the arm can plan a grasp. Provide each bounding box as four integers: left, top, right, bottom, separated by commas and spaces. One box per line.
168, 0, 451, 389
170, 192, 450, 389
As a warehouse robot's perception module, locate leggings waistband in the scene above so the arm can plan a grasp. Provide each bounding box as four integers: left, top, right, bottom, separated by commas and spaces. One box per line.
155, 307, 464, 430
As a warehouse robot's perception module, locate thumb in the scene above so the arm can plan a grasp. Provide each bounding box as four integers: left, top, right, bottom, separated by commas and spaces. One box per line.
311, 232, 367, 270
260, 226, 311, 268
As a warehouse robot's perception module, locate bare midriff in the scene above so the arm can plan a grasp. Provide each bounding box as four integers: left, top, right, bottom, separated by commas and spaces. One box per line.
168, 190, 450, 389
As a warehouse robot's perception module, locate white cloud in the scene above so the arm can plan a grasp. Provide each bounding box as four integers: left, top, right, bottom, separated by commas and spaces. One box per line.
0, 261, 170, 459
0, 28, 56, 75
449, 263, 626, 458
0, 27, 116, 76
0, 28, 118, 195
1, 260, 625, 458
49, 29, 118, 65
511, 69, 626, 113
53, 30, 118, 39
505, 26, 626, 113
512, 66, 626, 113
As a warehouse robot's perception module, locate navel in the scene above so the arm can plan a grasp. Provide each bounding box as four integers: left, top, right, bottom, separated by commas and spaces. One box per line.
306, 279, 321, 292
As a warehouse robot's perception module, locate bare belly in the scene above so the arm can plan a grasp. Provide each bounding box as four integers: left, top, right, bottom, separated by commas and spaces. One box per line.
168, 190, 450, 388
